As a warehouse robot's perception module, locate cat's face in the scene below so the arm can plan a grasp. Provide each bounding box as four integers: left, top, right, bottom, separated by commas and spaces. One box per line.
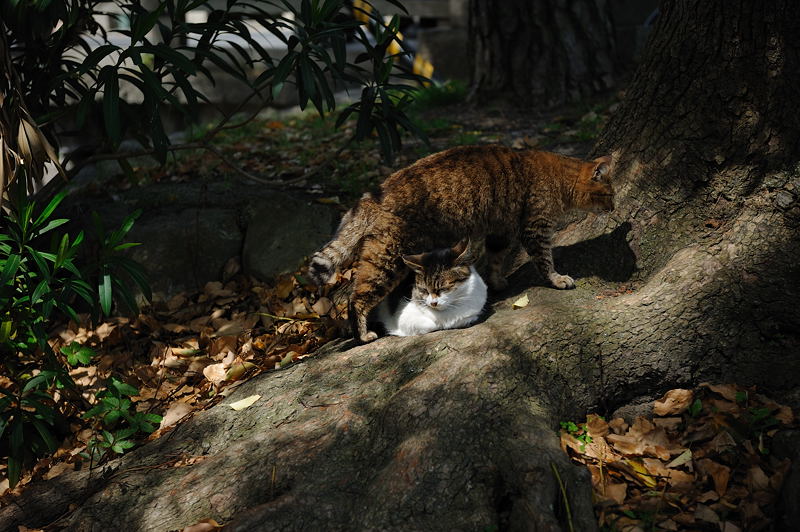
403, 240, 478, 311
574, 156, 615, 212
411, 265, 472, 310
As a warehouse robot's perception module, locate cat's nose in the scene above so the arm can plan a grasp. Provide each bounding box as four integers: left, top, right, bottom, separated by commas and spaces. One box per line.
429, 300, 438, 307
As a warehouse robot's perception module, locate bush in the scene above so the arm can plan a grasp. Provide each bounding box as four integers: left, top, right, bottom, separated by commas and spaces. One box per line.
0, 0, 428, 196
0, 176, 151, 487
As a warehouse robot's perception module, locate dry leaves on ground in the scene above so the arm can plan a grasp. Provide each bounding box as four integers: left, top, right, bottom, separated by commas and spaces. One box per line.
0, 263, 354, 494
560, 384, 795, 531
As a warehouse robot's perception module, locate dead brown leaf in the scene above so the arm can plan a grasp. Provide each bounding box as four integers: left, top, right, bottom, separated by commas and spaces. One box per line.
697, 458, 731, 495
653, 389, 693, 416
608, 417, 628, 435
586, 413, 609, 438
603, 482, 627, 505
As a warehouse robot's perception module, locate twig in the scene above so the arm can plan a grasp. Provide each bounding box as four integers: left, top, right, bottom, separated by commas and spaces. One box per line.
550, 461, 575, 532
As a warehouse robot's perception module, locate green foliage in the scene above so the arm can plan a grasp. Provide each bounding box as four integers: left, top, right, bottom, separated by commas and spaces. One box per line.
407, 80, 467, 111
82, 378, 161, 463
687, 398, 702, 417
0, 178, 151, 487
1, 0, 429, 195
560, 420, 592, 452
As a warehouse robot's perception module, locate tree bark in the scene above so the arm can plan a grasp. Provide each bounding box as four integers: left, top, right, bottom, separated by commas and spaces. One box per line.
468, 0, 617, 107
3, 1, 800, 530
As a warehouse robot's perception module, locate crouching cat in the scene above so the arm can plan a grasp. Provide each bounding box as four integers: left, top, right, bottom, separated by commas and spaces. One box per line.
373, 240, 487, 337
309, 145, 615, 343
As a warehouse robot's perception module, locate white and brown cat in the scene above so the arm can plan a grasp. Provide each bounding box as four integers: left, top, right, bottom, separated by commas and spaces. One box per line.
373, 240, 487, 337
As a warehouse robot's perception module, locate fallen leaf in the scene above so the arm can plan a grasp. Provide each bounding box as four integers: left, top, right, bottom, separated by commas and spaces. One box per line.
608, 417, 628, 435
182, 518, 223, 532
160, 402, 194, 429
746, 465, 770, 492
697, 490, 719, 503
225, 361, 257, 381
656, 519, 679, 531
694, 503, 720, 524
701, 383, 739, 402
666, 449, 692, 468
512, 294, 529, 309
604, 481, 627, 504
586, 413, 609, 438
228, 394, 261, 411
667, 469, 695, 490
44, 461, 73, 481
652, 417, 682, 432
311, 297, 333, 316
697, 458, 731, 495
720, 522, 742, 532
626, 459, 658, 488
203, 363, 227, 386
654, 389, 693, 415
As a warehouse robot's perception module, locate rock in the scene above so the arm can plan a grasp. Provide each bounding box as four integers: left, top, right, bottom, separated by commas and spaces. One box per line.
126, 208, 243, 298
242, 193, 338, 280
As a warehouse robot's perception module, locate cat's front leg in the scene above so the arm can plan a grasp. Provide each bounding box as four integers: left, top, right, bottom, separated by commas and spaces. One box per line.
350, 239, 406, 343
522, 216, 575, 290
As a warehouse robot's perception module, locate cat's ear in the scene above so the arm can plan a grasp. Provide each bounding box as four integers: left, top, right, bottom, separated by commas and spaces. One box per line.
591, 156, 612, 181
402, 253, 425, 272
453, 238, 480, 266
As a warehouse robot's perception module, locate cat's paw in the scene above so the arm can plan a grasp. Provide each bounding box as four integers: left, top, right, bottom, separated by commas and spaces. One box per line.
549, 273, 575, 289
359, 330, 379, 343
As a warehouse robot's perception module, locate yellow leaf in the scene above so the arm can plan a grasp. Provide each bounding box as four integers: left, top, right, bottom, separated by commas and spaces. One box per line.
228, 394, 261, 411
512, 294, 529, 309
666, 449, 692, 468
627, 459, 658, 488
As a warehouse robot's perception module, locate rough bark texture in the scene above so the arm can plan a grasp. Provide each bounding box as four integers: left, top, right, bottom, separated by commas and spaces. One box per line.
3, 1, 800, 530
468, 0, 617, 107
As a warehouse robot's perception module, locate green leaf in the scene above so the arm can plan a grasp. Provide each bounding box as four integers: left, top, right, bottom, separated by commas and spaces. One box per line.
7, 455, 21, 489
30, 278, 50, 305
10, 419, 23, 452
0, 254, 21, 286
688, 398, 702, 417
62, 341, 94, 366
101, 66, 122, 147
83, 403, 109, 419
37, 218, 70, 236
31, 419, 58, 452
110, 378, 139, 397
131, 3, 167, 42
104, 409, 121, 425
99, 273, 112, 316
33, 190, 67, 230
116, 427, 138, 440
0, 320, 12, 343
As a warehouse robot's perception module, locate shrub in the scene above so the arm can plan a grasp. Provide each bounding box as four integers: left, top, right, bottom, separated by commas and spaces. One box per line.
0, 176, 151, 487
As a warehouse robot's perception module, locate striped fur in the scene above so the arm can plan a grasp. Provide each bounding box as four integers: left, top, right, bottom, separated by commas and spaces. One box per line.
309, 146, 615, 343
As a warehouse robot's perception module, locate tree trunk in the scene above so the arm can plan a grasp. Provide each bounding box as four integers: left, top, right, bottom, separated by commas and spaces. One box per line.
3, 1, 800, 530
468, 0, 617, 107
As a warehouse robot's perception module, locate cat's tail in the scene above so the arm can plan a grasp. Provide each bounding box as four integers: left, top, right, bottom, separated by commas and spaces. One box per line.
308, 193, 380, 285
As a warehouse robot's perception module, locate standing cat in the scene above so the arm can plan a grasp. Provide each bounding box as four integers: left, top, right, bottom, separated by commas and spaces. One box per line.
374, 240, 487, 337
309, 145, 615, 343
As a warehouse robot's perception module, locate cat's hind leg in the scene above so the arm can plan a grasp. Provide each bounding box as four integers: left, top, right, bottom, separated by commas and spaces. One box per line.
485, 233, 511, 291
350, 236, 407, 343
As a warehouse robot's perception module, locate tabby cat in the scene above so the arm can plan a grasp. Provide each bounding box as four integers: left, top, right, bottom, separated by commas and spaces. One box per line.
309, 145, 615, 343
373, 240, 487, 337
